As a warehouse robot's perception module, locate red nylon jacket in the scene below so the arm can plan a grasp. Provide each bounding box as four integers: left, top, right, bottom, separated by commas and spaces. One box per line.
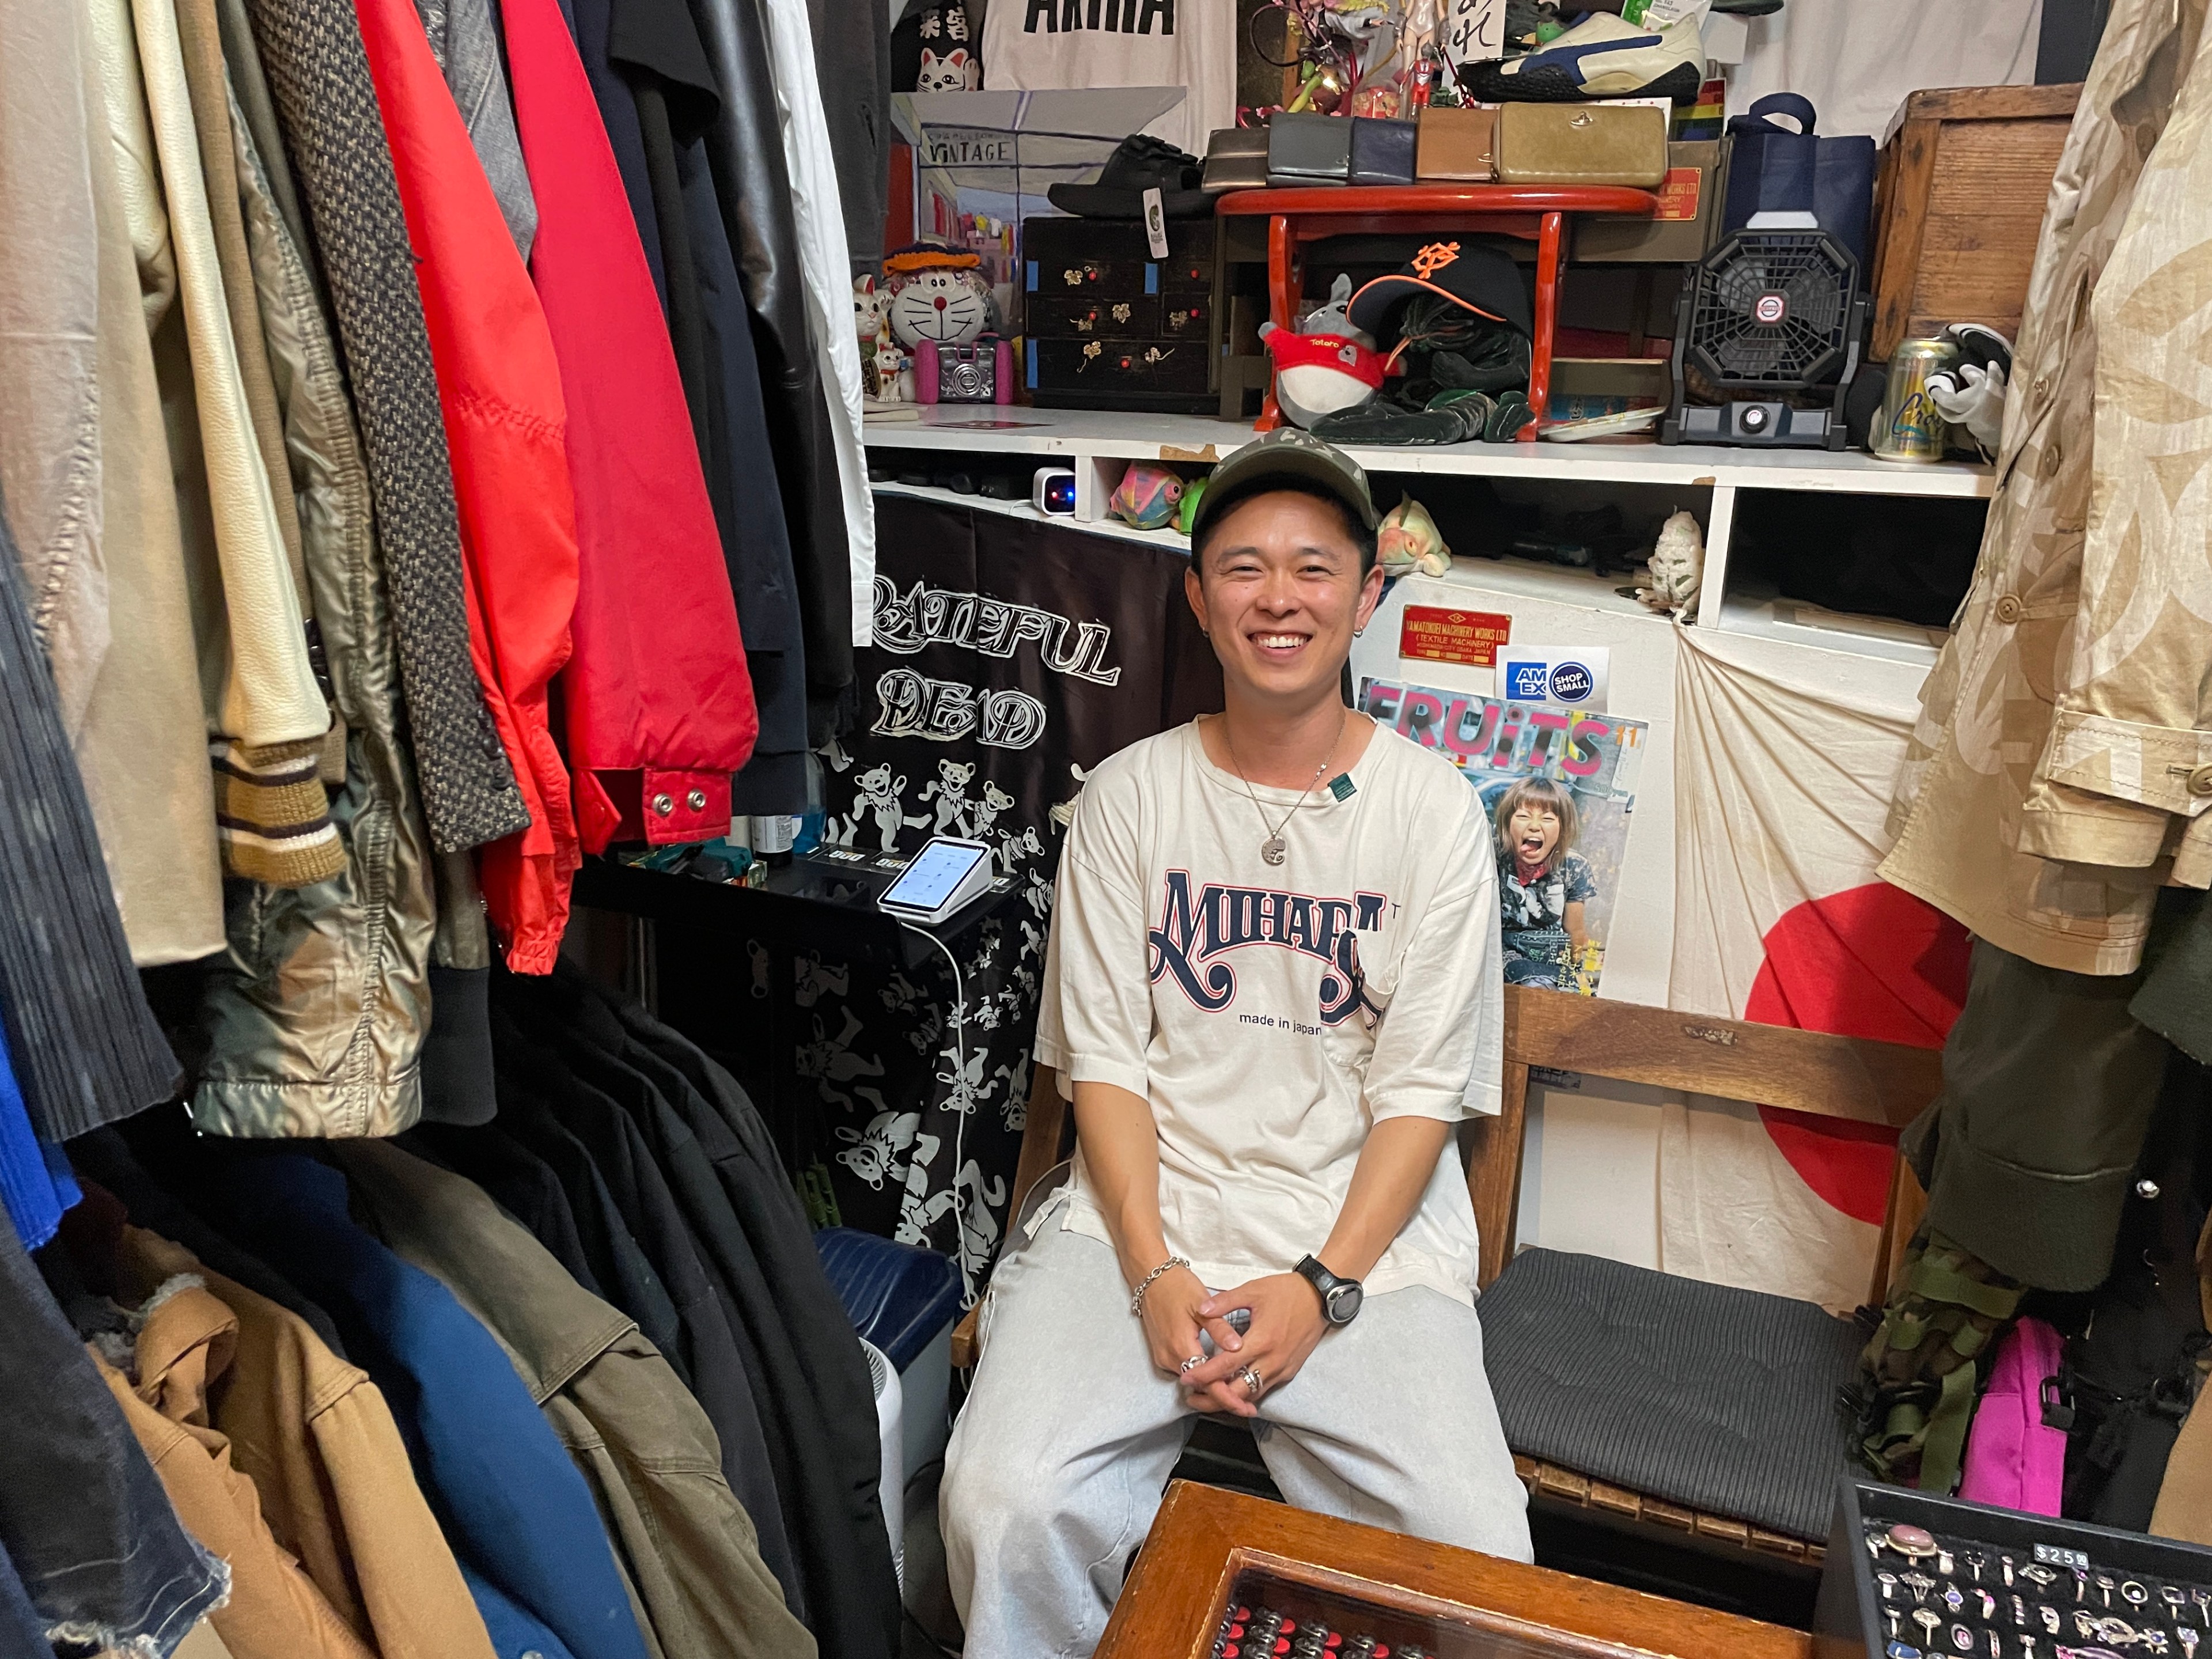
502, 0, 759, 853
353, 0, 581, 973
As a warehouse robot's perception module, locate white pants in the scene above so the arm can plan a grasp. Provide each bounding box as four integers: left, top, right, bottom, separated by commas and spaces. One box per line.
941, 1219, 1532, 1659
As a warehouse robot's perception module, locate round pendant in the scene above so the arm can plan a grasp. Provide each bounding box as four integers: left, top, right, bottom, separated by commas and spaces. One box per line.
1261, 836, 1287, 866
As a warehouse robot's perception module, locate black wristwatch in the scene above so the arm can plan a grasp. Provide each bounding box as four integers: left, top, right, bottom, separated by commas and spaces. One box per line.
1294, 1255, 1364, 1327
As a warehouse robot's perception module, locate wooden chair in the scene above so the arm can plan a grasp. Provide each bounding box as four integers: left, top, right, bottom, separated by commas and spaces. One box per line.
953, 986, 1937, 1377
948, 988, 1943, 1607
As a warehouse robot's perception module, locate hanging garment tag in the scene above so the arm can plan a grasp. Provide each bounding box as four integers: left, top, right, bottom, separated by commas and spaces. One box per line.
1143, 187, 1169, 259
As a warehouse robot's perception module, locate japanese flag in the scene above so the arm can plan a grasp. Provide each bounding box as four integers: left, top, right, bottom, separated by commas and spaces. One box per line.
1662, 625, 1968, 1313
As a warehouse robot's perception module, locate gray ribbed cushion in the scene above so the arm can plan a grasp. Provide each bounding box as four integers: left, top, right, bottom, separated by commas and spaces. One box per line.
1479, 1248, 1861, 1540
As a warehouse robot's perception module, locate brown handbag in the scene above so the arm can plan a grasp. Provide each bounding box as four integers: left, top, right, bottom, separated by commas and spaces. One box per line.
1415, 106, 1497, 181
1494, 103, 1668, 187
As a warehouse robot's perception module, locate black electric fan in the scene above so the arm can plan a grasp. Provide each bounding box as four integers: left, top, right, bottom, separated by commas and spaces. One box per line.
1662, 229, 1868, 449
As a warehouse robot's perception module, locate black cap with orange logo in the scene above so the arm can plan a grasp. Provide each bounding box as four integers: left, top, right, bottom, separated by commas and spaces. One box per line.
1346, 239, 1533, 343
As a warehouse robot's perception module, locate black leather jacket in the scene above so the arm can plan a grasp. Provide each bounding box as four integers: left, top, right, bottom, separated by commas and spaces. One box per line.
685, 0, 855, 736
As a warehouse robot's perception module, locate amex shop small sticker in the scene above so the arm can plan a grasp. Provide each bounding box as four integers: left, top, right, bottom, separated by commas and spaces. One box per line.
1497, 647, 1609, 712
1548, 661, 1596, 703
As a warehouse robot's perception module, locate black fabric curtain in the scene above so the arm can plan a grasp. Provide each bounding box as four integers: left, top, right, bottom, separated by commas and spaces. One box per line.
664, 495, 1218, 1296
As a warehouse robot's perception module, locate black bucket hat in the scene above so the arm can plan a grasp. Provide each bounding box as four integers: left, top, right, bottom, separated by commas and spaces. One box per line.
1047, 134, 1210, 220
1348, 239, 1533, 341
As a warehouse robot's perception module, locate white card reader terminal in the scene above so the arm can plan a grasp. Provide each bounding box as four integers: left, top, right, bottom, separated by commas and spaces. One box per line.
875, 836, 998, 926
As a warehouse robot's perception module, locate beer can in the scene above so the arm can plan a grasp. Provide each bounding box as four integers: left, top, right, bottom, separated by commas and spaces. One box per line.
1870, 337, 1960, 463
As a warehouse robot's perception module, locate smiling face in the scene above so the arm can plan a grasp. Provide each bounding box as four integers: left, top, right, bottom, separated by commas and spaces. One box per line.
1185, 489, 1383, 711
889, 267, 991, 346
1508, 803, 1562, 868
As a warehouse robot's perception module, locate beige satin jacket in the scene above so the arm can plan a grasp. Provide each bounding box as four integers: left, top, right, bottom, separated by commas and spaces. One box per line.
1883, 0, 2212, 975
44, 0, 226, 965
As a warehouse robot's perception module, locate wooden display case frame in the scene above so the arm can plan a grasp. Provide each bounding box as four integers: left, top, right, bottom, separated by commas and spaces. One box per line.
1097, 1481, 1815, 1659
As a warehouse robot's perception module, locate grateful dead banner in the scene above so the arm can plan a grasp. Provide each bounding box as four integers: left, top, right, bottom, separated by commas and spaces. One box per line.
800, 495, 1215, 1296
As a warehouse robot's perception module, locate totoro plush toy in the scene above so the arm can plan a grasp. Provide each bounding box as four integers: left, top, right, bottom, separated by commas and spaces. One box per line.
1299, 274, 1376, 350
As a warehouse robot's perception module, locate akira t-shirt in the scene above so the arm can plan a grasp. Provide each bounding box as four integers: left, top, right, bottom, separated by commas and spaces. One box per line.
979, 0, 1234, 164
1034, 718, 1503, 1304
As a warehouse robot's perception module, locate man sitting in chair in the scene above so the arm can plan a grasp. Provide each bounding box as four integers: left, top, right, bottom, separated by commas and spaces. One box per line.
941, 430, 1532, 1656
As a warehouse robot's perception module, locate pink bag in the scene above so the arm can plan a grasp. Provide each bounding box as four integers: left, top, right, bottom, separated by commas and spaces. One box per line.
1958, 1316, 2066, 1515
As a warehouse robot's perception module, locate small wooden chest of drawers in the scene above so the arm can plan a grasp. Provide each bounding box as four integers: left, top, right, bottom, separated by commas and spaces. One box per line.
1022, 215, 1221, 413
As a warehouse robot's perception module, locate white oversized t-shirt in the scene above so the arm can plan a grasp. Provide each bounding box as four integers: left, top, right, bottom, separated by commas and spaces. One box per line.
1033, 717, 1503, 1305
980, 0, 1234, 163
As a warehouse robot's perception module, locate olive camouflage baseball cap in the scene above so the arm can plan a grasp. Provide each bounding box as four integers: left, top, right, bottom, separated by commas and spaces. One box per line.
1188, 428, 1378, 550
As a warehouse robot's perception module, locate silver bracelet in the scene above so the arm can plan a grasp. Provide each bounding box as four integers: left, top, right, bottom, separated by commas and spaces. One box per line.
1130, 1256, 1191, 1317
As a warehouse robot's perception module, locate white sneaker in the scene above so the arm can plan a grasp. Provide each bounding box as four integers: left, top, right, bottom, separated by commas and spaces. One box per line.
1461, 10, 1706, 103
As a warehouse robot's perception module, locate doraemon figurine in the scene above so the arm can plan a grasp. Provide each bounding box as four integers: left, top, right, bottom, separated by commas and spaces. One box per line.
884, 243, 995, 349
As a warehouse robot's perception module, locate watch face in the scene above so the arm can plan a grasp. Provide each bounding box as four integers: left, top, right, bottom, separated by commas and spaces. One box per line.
1327, 1282, 1363, 1325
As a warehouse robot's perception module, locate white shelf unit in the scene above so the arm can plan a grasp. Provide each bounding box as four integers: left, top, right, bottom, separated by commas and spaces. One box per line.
863, 406, 1992, 652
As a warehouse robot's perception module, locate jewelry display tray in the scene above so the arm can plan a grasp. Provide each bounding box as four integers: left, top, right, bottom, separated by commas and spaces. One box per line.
1815, 1478, 2212, 1659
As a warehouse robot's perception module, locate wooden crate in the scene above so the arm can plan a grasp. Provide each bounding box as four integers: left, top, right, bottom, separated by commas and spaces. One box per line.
1868, 83, 2081, 359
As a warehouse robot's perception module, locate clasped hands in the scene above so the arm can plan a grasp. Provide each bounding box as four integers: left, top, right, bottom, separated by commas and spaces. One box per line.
1138, 1265, 1327, 1418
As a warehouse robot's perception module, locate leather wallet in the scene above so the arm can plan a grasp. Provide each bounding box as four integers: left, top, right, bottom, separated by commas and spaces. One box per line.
1494, 103, 1668, 187
1415, 106, 1497, 181
1202, 126, 1270, 193
1347, 116, 1417, 186
1266, 111, 1352, 188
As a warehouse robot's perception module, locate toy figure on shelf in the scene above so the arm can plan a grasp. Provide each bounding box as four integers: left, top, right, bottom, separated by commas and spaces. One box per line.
1638, 509, 1705, 618
884, 243, 997, 349
1376, 493, 1451, 577
1108, 464, 1185, 531
868, 323, 915, 403
1298, 273, 1376, 349
1262, 272, 1387, 429
853, 273, 887, 355
1245, 0, 1446, 118
1175, 475, 1209, 537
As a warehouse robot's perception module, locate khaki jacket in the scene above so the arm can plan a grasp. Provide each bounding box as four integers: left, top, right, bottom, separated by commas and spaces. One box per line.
92, 1286, 378, 1659
84, 1212, 498, 1659
1883, 0, 2212, 974
335, 1140, 815, 1659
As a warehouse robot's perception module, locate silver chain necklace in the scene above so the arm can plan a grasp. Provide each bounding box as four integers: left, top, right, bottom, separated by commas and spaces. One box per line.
1222, 708, 1350, 867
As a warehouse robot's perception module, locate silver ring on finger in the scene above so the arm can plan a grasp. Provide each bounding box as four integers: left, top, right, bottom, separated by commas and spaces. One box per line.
1239, 1365, 1263, 1400
1179, 1354, 1205, 1375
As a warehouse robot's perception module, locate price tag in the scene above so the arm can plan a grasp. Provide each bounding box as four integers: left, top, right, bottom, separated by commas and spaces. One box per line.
1142, 188, 1169, 259
2033, 1545, 2091, 1570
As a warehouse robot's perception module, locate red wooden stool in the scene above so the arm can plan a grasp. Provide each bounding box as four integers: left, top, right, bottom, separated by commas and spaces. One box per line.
1213, 184, 1660, 437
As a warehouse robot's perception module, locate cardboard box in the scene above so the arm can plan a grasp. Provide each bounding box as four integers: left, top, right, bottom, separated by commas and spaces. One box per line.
1575, 138, 1729, 263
